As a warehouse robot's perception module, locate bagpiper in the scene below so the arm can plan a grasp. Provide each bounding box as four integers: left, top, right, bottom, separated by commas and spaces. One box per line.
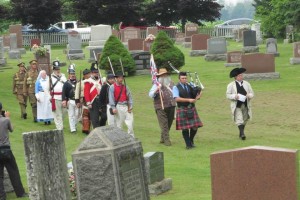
13, 62, 28, 119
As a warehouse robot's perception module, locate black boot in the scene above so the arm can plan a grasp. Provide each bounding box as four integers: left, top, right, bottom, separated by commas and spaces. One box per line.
190, 128, 198, 147
22, 113, 27, 119
238, 125, 246, 140
182, 130, 192, 149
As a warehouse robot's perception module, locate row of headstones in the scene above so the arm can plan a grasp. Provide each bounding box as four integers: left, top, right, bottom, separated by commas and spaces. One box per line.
20, 127, 172, 200
18, 127, 300, 200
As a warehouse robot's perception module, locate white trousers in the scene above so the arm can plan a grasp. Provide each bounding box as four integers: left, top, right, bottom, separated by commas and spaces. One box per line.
52, 99, 67, 131
234, 104, 249, 126
115, 104, 134, 137
107, 104, 116, 126
67, 100, 79, 132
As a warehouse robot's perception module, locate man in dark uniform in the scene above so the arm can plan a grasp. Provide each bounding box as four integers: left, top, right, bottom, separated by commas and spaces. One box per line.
23, 60, 39, 122
0, 102, 28, 199
13, 62, 27, 119
62, 64, 79, 133
172, 72, 203, 149
99, 73, 115, 126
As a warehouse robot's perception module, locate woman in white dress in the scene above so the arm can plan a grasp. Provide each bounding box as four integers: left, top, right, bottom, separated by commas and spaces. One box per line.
35, 70, 53, 125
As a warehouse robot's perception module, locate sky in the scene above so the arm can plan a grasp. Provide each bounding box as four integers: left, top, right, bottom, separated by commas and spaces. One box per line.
221, 0, 246, 6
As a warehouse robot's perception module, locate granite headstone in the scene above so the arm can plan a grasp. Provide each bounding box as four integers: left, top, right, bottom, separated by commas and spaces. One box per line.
205, 37, 227, 61
67, 30, 85, 59
266, 38, 279, 56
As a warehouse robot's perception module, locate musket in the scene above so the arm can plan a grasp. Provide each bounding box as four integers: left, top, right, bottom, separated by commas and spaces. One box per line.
119, 58, 132, 110
167, 61, 180, 73
93, 50, 103, 79
107, 57, 115, 76
77, 69, 82, 120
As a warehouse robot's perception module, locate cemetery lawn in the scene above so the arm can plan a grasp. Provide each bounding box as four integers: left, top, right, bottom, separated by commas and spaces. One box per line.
1, 41, 300, 200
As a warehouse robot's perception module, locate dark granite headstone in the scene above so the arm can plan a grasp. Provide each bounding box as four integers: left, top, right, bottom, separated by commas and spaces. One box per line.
211, 146, 299, 200
243, 30, 257, 47
191, 34, 210, 50
121, 27, 141, 43
131, 52, 151, 70
241, 53, 275, 73
72, 126, 150, 200
185, 23, 198, 37
227, 51, 243, 63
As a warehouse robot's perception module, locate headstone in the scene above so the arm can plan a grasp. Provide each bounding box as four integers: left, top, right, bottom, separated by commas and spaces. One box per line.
121, 27, 141, 43
241, 53, 279, 80
35, 52, 51, 75
224, 51, 243, 67
72, 126, 150, 200
0, 37, 7, 66
128, 38, 144, 52
44, 45, 51, 61
251, 23, 263, 44
9, 24, 26, 54
131, 51, 151, 70
175, 33, 185, 45
8, 33, 21, 59
67, 30, 85, 60
211, 146, 299, 200
289, 42, 300, 65
205, 37, 227, 61
190, 34, 210, 56
284, 25, 294, 43
23, 130, 71, 200
86, 24, 112, 62
144, 152, 172, 195
146, 27, 158, 36
242, 30, 259, 53
266, 38, 279, 56
183, 23, 199, 48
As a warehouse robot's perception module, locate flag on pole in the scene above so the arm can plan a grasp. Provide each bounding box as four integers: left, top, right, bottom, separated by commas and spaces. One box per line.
150, 54, 158, 85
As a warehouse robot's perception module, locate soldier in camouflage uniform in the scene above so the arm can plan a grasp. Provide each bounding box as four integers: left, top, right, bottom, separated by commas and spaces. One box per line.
13, 62, 28, 119
23, 60, 39, 122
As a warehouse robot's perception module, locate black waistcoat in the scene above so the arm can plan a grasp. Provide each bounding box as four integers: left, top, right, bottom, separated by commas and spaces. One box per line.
236, 81, 247, 108
177, 83, 193, 107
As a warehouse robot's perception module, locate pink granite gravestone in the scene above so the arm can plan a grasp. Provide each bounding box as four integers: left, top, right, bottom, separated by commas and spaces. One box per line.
211, 146, 299, 200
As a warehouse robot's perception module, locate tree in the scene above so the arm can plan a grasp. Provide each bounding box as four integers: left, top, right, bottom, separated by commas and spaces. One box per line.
99, 35, 136, 76
145, 0, 222, 32
253, 0, 300, 38
0, 1, 13, 33
72, 0, 145, 26
151, 31, 184, 71
10, 0, 62, 30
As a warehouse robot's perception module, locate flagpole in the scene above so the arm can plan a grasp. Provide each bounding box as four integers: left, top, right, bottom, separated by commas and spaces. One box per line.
150, 54, 164, 110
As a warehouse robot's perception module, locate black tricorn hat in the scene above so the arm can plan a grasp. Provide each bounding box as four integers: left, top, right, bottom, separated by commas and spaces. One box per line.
229, 67, 246, 78
114, 72, 125, 77
90, 63, 99, 72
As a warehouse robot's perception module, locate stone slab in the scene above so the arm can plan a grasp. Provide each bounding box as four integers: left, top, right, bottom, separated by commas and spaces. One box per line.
189, 50, 207, 57
204, 54, 226, 61
211, 146, 299, 200
290, 57, 300, 65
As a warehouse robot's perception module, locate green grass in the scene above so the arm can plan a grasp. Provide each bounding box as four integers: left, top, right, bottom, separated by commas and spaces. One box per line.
1, 40, 300, 199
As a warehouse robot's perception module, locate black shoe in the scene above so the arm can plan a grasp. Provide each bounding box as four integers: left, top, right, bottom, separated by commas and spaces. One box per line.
34, 117, 37, 123
186, 146, 193, 150
44, 122, 47, 125
240, 134, 246, 140
23, 113, 27, 119
17, 193, 29, 198
47, 121, 51, 125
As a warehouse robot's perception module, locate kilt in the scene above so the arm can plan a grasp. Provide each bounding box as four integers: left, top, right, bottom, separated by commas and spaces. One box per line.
176, 106, 203, 130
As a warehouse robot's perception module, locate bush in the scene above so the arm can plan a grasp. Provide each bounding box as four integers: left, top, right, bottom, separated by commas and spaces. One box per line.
99, 35, 136, 76
151, 31, 184, 72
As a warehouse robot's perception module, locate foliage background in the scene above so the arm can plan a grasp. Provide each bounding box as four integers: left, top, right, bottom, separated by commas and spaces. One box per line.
1, 39, 300, 199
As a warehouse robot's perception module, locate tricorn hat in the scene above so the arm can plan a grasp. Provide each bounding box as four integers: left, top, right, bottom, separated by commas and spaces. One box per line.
156, 68, 170, 77
83, 68, 91, 75
114, 72, 125, 77
52, 60, 60, 70
229, 67, 246, 78
68, 64, 76, 74
29, 60, 37, 65
90, 63, 99, 72
17, 62, 25, 67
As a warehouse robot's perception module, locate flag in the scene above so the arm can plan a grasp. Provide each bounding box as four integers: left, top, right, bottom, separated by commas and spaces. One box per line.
150, 54, 158, 85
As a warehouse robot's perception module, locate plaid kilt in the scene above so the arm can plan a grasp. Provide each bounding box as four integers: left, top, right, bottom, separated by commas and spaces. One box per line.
176, 106, 203, 130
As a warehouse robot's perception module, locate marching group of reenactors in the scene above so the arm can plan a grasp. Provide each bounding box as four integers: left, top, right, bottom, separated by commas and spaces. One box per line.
12, 59, 134, 136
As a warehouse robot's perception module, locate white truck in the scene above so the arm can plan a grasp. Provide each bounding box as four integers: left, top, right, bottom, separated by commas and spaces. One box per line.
54, 21, 91, 40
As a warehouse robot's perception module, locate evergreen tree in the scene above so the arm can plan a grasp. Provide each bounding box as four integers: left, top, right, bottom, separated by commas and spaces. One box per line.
151, 31, 184, 71
99, 35, 136, 76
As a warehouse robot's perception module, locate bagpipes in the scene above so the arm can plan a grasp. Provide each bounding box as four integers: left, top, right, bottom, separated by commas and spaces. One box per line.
168, 61, 205, 98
